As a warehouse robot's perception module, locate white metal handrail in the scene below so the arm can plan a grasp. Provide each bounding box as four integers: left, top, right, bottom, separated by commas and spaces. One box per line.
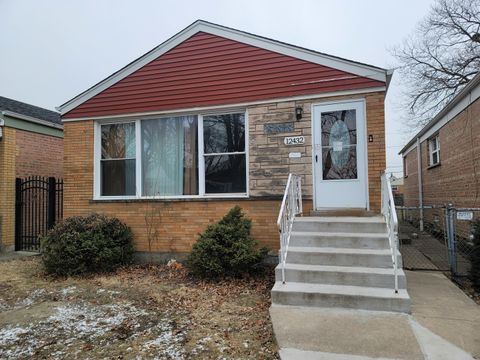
277, 173, 303, 284
381, 171, 399, 294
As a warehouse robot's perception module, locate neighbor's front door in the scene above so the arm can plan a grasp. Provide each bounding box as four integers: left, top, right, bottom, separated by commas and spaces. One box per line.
313, 100, 367, 209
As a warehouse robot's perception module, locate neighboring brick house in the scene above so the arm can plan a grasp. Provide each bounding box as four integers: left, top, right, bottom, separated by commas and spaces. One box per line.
58, 20, 391, 258
399, 72, 480, 214
0, 96, 63, 251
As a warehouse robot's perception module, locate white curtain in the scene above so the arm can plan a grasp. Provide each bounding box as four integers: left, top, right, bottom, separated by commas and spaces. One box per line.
142, 117, 185, 196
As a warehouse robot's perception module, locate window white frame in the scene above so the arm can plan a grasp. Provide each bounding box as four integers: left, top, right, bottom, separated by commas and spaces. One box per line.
93, 110, 249, 200
428, 135, 440, 166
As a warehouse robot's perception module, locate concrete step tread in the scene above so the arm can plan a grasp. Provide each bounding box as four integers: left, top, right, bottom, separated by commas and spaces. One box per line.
295, 216, 385, 223
288, 246, 393, 255
276, 263, 406, 276
272, 281, 410, 299
291, 231, 388, 238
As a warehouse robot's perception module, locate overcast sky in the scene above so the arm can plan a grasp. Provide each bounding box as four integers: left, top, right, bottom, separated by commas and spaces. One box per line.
0, 0, 435, 174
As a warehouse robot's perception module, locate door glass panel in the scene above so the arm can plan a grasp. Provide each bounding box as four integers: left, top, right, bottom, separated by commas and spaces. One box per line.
321, 109, 358, 180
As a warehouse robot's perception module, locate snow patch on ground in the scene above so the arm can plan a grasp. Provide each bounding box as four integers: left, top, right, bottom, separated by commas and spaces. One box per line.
15, 288, 46, 308
60, 286, 77, 296
142, 319, 186, 359
0, 301, 150, 359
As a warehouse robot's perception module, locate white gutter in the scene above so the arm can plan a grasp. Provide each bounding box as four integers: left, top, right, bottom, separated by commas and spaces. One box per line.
1, 110, 63, 130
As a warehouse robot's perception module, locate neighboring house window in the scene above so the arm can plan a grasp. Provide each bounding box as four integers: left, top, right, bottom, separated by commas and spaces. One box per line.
428, 135, 440, 166
101, 122, 136, 196
95, 112, 247, 199
403, 156, 408, 177
203, 114, 246, 194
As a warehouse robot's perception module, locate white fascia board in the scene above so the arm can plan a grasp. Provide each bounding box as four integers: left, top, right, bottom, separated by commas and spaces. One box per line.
2, 110, 63, 130
58, 20, 387, 115
61, 86, 386, 122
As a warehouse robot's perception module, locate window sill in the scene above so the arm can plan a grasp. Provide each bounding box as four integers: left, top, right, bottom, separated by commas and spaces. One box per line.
90, 194, 251, 203
427, 162, 441, 170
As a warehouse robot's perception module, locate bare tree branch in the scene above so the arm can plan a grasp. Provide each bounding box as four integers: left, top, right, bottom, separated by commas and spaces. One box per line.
392, 0, 480, 128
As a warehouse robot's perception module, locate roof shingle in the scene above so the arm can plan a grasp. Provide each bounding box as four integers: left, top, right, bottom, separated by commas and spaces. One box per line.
0, 96, 61, 125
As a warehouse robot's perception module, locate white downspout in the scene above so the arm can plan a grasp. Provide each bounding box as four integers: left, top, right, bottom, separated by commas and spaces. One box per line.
416, 137, 424, 231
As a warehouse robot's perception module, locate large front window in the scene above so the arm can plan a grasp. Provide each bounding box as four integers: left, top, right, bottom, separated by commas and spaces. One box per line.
97, 112, 247, 198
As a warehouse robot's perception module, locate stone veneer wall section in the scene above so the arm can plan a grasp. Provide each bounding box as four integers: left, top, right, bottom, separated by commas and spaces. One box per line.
248, 91, 386, 211
63, 91, 386, 253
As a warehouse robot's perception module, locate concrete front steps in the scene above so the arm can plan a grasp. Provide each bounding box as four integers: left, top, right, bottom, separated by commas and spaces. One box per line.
271, 216, 411, 313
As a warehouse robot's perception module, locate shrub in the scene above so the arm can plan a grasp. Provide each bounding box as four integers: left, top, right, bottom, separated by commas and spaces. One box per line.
41, 214, 134, 276
471, 220, 480, 291
187, 206, 268, 278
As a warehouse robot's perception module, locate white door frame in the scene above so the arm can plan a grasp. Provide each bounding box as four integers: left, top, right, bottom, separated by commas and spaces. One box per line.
311, 98, 370, 210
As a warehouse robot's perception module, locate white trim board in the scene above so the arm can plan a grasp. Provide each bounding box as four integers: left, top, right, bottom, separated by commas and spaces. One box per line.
62, 87, 386, 123
58, 20, 389, 115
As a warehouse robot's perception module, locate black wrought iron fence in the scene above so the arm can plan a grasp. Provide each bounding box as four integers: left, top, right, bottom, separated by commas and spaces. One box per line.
15, 176, 64, 252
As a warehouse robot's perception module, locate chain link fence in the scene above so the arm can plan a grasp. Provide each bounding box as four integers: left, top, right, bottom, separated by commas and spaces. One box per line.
397, 205, 479, 278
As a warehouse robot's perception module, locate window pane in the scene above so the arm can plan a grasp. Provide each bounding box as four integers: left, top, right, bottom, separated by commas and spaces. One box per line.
321, 110, 357, 146
101, 159, 136, 196
203, 113, 245, 153
322, 145, 357, 180
142, 116, 198, 196
101, 123, 136, 159
205, 154, 246, 193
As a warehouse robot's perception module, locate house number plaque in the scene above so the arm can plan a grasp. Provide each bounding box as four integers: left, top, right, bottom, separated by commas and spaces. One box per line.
457, 211, 473, 221
284, 136, 305, 146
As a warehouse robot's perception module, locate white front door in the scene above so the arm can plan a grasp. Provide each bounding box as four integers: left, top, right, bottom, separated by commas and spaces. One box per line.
313, 100, 368, 209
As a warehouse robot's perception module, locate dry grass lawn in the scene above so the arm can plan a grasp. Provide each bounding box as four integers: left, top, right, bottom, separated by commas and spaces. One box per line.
0, 257, 278, 359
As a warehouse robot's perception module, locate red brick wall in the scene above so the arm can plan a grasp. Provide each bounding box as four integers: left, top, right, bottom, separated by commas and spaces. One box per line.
15, 130, 63, 179
403, 147, 419, 207
403, 97, 480, 207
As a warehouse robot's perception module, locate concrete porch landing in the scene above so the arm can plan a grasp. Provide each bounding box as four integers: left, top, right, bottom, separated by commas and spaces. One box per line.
271, 271, 479, 359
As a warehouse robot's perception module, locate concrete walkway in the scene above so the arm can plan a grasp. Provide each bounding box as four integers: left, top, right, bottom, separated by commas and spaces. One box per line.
271, 271, 479, 359
0, 251, 39, 262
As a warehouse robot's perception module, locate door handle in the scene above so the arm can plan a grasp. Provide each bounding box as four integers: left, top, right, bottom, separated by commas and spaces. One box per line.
315, 155, 318, 162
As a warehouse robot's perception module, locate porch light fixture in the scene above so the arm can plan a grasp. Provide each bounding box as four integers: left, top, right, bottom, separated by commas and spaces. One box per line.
295, 106, 303, 121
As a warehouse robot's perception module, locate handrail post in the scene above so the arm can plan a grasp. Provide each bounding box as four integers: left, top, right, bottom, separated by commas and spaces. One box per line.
277, 173, 302, 285
381, 171, 399, 294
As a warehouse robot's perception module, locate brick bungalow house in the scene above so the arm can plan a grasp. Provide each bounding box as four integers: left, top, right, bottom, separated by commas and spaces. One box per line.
58, 20, 411, 312
0, 96, 63, 252
58, 20, 389, 255
399, 72, 480, 213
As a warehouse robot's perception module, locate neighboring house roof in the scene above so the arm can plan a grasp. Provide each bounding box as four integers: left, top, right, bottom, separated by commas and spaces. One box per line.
0, 96, 62, 128
399, 72, 480, 156
58, 19, 392, 117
